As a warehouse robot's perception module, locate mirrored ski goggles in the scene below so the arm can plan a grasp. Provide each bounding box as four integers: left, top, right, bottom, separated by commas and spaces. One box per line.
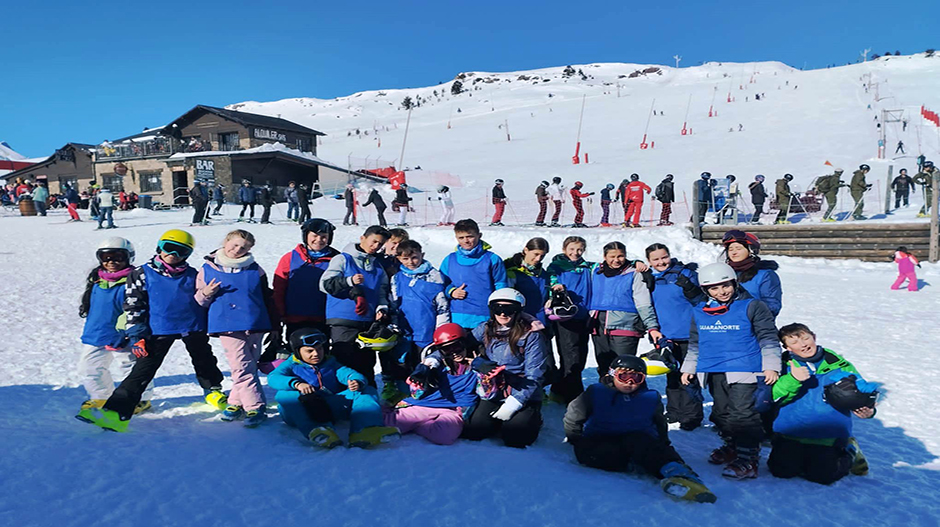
610, 368, 646, 385
439, 341, 468, 356
297, 332, 327, 348
490, 303, 522, 317
157, 240, 193, 259
97, 250, 128, 263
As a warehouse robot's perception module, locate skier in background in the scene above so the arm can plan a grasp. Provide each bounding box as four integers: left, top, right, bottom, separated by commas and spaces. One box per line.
189, 180, 209, 226
343, 183, 358, 226
599, 183, 614, 226
284, 181, 299, 220
258, 184, 274, 224
393, 183, 412, 226
237, 180, 257, 223
535, 180, 549, 226
297, 183, 312, 224
890, 246, 920, 291
437, 185, 455, 226
913, 161, 936, 218
362, 187, 388, 227
491, 179, 506, 226
622, 174, 651, 228
569, 181, 594, 228
850, 164, 871, 220
693, 172, 714, 225
212, 184, 225, 215
548, 177, 565, 227
891, 168, 914, 209
774, 174, 793, 224
815, 169, 845, 222
655, 174, 675, 226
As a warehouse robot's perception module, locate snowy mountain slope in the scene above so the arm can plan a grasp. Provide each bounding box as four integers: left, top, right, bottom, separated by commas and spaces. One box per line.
0, 141, 27, 161
1, 203, 939, 526
230, 55, 940, 219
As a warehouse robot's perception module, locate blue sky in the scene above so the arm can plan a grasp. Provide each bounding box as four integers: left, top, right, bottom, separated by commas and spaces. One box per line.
1, 0, 936, 156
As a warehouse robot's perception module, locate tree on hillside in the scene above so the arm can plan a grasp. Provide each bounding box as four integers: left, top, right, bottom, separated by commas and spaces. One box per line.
451, 80, 463, 95
401, 96, 413, 110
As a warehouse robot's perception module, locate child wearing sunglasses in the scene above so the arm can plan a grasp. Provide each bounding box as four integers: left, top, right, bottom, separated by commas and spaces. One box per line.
680, 263, 781, 480
76, 237, 154, 417
195, 229, 277, 428
385, 323, 479, 445
268, 328, 400, 448
462, 288, 549, 448
78, 230, 226, 432
564, 355, 716, 503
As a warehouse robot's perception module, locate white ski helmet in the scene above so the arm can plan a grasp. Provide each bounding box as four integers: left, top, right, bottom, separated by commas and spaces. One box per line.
96, 237, 135, 263
488, 287, 526, 308
698, 263, 736, 287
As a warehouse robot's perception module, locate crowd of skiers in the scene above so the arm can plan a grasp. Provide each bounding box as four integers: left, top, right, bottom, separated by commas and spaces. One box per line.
75, 217, 880, 502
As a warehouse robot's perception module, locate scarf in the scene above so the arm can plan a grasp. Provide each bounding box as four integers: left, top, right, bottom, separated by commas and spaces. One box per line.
728, 256, 757, 273
795, 346, 826, 365
307, 248, 332, 260
599, 262, 628, 278
214, 249, 255, 269
154, 255, 189, 275
400, 261, 432, 276
457, 241, 488, 259
98, 267, 132, 282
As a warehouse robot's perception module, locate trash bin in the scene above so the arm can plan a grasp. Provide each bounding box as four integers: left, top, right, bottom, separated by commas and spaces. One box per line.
139, 195, 153, 209
19, 198, 37, 216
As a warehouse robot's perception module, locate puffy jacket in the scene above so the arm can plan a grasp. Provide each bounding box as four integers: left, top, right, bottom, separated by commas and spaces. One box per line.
363, 189, 386, 211
535, 184, 548, 201
735, 259, 782, 318
393, 187, 411, 205
649, 260, 698, 341
624, 181, 651, 202
284, 187, 298, 203
268, 355, 365, 395
32, 185, 48, 203
695, 179, 714, 204
655, 180, 674, 203
97, 189, 115, 209
238, 185, 256, 204
492, 185, 506, 202
273, 244, 339, 323
391, 262, 451, 348
891, 175, 914, 193
471, 313, 549, 405
547, 183, 565, 201
749, 182, 767, 203
563, 379, 667, 441
547, 254, 593, 320
401, 352, 478, 410
66, 188, 80, 204
320, 242, 391, 326
850, 170, 868, 194
775, 178, 791, 198
258, 187, 274, 206
440, 242, 509, 329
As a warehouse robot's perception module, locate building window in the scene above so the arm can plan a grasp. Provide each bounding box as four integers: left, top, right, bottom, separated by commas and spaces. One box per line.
220, 132, 240, 151
101, 174, 124, 192
140, 171, 163, 193
58, 176, 79, 193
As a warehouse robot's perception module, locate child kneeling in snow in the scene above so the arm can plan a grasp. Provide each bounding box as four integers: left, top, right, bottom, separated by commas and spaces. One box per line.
385, 323, 479, 445
267, 328, 400, 449
564, 355, 716, 503
768, 323, 876, 484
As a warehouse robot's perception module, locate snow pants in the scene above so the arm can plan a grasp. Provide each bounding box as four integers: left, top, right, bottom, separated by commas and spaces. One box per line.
823, 192, 837, 219
659, 202, 672, 224
330, 324, 377, 385
104, 332, 224, 420
664, 341, 704, 428
591, 332, 639, 377
385, 405, 464, 445
374, 207, 387, 227
891, 271, 918, 291
752, 202, 764, 222
440, 205, 454, 225
572, 199, 585, 224
35, 199, 47, 216
287, 201, 298, 220
551, 200, 562, 223
213, 200, 224, 214
67, 202, 81, 220
397, 206, 408, 225
894, 190, 909, 208
97, 208, 114, 229
851, 191, 865, 218
239, 203, 255, 219
192, 201, 207, 224
492, 200, 505, 223
551, 318, 590, 403
220, 332, 266, 411
298, 204, 311, 223
276, 387, 382, 437
536, 199, 548, 224
344, 205, 356, 225
767, 435, 853, 485
260, 204, 272, 223
600, 200, 611, 224
462, 399, 542, 448
79, 344, 154, 401
625, 199, 643, 225
573, 433, 683, 477
707, 373, 763, 449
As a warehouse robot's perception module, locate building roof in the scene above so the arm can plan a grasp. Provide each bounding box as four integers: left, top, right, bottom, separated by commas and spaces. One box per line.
0, 143, 94, 180
163, 105, 325, 138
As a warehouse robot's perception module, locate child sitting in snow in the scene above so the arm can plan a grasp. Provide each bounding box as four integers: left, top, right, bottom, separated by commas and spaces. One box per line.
564, 355, 716, 503
384, 323, 479, 445
267, 328, 400, 448
768, 323, 876, 484
890, 246, 920, 292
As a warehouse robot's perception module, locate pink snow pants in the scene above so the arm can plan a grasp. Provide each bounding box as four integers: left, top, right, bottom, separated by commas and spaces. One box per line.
385, 406, 464, 445
220, 332, 266, 411
891, 272, 918, 291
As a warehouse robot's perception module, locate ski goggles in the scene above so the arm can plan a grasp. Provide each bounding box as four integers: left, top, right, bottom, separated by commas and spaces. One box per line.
439, 341, 468, 357
610, 368, 646, 385
296, 332, 327, 348
490, 303, 522, 317
157, 240, 193, 259
97, 250, 128, 263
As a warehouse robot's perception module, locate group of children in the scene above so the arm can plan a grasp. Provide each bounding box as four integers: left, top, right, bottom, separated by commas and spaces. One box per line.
75, 219, 880, 501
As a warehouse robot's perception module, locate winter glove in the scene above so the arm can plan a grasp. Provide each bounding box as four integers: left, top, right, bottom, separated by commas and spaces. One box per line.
866, 184, 873, 190
130, 339, 148, 359
407, 364, 432, 391
674, 274, 701, 300
472, 357, 501, 375
354, 296, 369, 316
491, 396, 523, 421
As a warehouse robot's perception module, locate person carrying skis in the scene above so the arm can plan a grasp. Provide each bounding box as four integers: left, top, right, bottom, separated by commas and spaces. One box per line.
362, 187, 388, 227
655, 174, 675, 226
392, 183, 412, 226
491, 179, 507, 226
564, 355, 717, 503
76, 238, 153, 416
815, 169, 844, 222
850, 164, 871, 220
680, 262, 781, 480
913, 161, 936, 217
774, 174, 793, 224
437, 185, 455, 226
769, 323, 875, 483
599, 184, 615, 226
77, 230, 227, 432
535, 180, 549, 226
569, 181, 594, 227
547, 177, 565, 227
891, 169, 914, 209
622, 174, 651, 227
237, 180, 257, 223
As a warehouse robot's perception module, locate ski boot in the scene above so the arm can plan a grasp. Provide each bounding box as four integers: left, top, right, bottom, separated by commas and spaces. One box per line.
204, 388, 228, 410
221, 405, 244, 422
348, 426, 401, 448
822, 217, 836, 222
847, 437, 869, 476
380, 379, 406, 406
722, 447, 760, 479
600, 222, 612, 227
80, 399, 107, 411
76, 407, 129, 432
243, 406, 267, 428
708, 441, 736, 465
534, 222, 546, 227
917, 212, 928, 218
853, 215, 868, 221
133, 401, 152, 415
308, 426, 343, 449
660, 462, 717, 503
775, 220, 791, 224
573, 223, 587, 228
550, 221, 560, 227
631, 223, 641, 228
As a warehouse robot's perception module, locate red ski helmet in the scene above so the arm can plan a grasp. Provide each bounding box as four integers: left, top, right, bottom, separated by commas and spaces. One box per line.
432, 323, 466, 348
722, 229, 761, 254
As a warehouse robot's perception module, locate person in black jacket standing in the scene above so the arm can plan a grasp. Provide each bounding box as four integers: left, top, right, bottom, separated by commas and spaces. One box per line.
258, 184, 274, 224
393, 183, 413, 226
891, 168, 914, 209
491, 179, 507, 226
363, 187, 388, 226
189, 180, 209, 226
296, 183, 311, 223
749, 175, 767, 224
655, 174, 675, 226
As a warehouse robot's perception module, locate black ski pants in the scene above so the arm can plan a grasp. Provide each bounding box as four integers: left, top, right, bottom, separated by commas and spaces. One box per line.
767, 436, 853, 485
462, 399, 542, 448
591, 332, 639, 377
213, 200, 224, 214
665, 341, 704, 428
239, 203, 255, 218
752, 201, 764, 222
191, 201, 207, 224
105, 332, 224, 420
573, 433, 683, 477
261, 204, 272, 223
550, 318, 590, 403
330, 323, 376, 386
895, 190, 909, 208
707, 373, 763, 449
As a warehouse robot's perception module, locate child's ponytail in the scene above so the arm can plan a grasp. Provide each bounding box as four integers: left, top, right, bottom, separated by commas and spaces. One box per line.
78, 267, 99, 318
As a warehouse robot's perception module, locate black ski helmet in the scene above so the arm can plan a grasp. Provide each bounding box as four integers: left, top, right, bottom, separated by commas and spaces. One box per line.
552, 176, 562, 184
784, 174, 794, 181
924, 161, 935, 169
665, 174, 674, 181
495, 179, 504, 185
701, 171, 712, 179
301, 218, 335, 245
630, 173, 640, 181
606, 183, 615, 190
610, 354, 647, 374
859, 164, 870, 171
727, 174, 736, 182
289, 327, 329, 359
540, 180, 549, 187
823, 375, 878, 413
755, 174, 765, 182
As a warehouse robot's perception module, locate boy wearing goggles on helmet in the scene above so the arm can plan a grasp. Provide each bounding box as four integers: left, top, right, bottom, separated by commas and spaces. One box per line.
680, 263, 781, 480
78, 230, 226, 432
268, 328, 400, 449
384, 323, 478, 445
564, 355, 716, 503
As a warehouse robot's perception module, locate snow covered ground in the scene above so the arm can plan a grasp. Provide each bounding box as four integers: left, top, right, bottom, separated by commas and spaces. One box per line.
2, 201, 939, 526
